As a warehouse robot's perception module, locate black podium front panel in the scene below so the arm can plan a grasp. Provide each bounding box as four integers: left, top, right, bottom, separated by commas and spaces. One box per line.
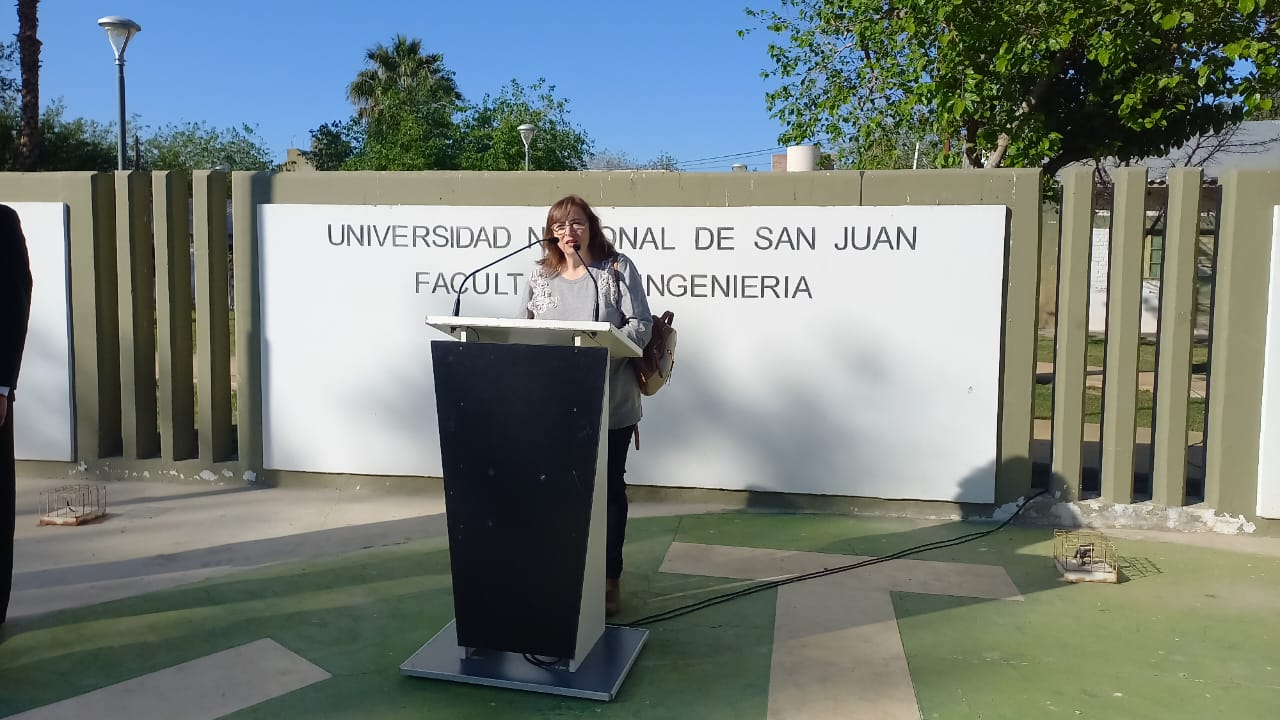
431, 341, 608, 659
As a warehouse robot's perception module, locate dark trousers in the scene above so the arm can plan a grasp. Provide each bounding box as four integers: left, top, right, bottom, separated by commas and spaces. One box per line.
606, 425, 635, 580
1, 403, 14, 624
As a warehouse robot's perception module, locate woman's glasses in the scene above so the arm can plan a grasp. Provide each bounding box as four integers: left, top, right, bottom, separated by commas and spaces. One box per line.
551, 219, 587, 234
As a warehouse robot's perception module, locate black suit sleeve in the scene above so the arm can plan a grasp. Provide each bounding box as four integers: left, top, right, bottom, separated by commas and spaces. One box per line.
0, 211, 33, 390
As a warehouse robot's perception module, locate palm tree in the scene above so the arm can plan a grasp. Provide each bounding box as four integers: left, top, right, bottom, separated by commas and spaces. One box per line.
347, 35, 461, 123
16, 0, 40, 171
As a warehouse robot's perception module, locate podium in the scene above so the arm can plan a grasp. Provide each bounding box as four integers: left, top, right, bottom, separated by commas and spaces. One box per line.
400, 316, 649, 701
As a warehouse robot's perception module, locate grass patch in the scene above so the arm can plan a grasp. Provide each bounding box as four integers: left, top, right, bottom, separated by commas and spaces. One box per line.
1036, 334, 1208, 371
1034, 383, 1206, 433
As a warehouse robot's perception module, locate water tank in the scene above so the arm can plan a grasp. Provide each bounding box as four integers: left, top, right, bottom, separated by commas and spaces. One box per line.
786, 144, 820, 172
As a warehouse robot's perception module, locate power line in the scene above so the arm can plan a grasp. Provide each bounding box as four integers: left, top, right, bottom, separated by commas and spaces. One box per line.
675, 146, 785, 168
677, 154, 780, 169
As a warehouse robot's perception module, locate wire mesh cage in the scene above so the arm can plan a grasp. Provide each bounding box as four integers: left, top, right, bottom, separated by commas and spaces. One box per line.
38, 484, 107, 526
1053, 529, 1119, 583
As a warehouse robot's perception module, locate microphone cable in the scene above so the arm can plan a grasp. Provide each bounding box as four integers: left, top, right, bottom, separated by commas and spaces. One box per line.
621, 489, 1049, 627
571, 242, 600, 322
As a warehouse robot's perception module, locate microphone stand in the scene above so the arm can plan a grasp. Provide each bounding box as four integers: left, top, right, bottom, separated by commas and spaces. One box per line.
571, 243, 600, 322
451, 237, 547, 316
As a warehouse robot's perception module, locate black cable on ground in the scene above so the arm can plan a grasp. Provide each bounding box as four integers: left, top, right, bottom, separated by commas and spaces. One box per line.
522, 653, 565, 669
621, 489, 1049, 627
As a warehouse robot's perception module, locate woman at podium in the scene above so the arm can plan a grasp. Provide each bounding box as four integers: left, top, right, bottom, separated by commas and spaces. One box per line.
523, 195, 652, 616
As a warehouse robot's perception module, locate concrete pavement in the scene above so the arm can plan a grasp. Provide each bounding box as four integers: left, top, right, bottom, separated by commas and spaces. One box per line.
3, 473, 1279, 719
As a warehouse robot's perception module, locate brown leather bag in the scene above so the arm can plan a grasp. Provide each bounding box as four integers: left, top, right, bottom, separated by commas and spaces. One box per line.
634, 310, 676, 396
612, 258, 676, 396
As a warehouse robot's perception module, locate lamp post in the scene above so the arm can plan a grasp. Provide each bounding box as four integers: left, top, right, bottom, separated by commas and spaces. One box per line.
517, 123, 537, 171
97, 16, 142, 171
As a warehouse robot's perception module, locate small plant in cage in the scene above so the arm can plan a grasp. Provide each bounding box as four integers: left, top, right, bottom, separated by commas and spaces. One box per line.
1052, 529, 1119, 583
38, 484, 107, 526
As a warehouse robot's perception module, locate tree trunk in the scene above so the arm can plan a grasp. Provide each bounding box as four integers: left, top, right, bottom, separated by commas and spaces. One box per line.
984, 133, 1011, 168
17, 0, 41, 171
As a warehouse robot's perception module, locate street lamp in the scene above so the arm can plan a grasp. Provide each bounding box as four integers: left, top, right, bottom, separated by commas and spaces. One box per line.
517, 123, 537, 171
97, 16, 142, 171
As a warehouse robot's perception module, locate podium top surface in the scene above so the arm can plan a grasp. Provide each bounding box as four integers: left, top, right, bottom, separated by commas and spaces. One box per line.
426, 316, 642, 358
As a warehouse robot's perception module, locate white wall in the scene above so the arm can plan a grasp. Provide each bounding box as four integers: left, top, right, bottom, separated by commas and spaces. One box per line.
258, 204, 1007, 502
1256, 206, 1280, 519
5, 201, 75, 461
1088, 225, 1161, 334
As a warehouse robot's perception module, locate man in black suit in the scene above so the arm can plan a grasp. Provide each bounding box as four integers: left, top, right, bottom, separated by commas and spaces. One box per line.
1, 204, 33, 625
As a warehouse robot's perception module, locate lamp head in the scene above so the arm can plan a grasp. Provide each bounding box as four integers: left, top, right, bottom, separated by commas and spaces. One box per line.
97, 16, 142, 62
517, 123, 537, 146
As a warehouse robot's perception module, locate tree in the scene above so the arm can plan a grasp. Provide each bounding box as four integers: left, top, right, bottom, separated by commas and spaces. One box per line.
347, 34, 462, 124
455, 79, 592, 171
344, 92, 458, 170
0, 41, 18, 104
1254, 90, 1280, 120
744, 0, 1280, 174
588, 149, 679, 170
335, 35, 464, 170
0, 100, 274, 172
644, 152, 679, 171
842, 125, 950, 170
303, 118, 364, 170
138, 121, 274, 171
36, 101, 115, 171
16, 0, 40, 171
0, 100, 114, 171
311, 39, 595, 171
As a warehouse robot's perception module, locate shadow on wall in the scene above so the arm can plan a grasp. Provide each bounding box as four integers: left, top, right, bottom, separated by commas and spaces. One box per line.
253, 302, 1019, 506
12, 322, 75, 463
628, 324, 1006, 504
259, 335, 437, 478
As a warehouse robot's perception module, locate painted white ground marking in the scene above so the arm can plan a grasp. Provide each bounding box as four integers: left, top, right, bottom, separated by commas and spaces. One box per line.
8, 638, 330, 720
661, 543, 1023, 720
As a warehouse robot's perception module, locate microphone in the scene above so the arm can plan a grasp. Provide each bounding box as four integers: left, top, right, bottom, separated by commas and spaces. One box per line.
451, 236, 549, 316
571, 242, 600, 322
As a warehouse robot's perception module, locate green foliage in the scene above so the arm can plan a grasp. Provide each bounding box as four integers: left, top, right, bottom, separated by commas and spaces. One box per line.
37, 102, 117, 171
1253, 90, 1280, 119
744, 0, 1280, 173
333, 34, 465, 170
347, 34, 462, 124
0, 99, 274, 172
344, 92, 459, 170
0, 41, 18, 104
455, 79, 592, 171
0, 99, 115, 171
312, 37, 596, 171
850, 126, 955, 170
645, 152, 680, 171
304, 119, 364, 171
138, 121, 274, 171
0, 104, 17, 169
589, 149, 680, 170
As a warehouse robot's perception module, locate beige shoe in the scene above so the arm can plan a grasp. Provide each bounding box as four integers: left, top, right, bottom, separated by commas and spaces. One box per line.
605, 578, 621, 617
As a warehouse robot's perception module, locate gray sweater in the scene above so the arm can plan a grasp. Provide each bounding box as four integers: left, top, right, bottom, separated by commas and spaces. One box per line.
522, 254, 653, 428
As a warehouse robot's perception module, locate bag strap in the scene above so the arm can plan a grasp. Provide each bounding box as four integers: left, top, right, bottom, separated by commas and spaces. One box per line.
611, 256, 629, 322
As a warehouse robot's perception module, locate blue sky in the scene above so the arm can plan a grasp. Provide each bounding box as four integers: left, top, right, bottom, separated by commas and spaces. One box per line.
16, 1, 793, 171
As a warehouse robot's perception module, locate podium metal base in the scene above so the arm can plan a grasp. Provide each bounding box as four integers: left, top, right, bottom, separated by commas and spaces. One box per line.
400, 620, 648, 701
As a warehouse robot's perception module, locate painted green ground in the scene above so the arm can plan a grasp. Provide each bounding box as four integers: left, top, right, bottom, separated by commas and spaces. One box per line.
2, 513, 1277, 719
